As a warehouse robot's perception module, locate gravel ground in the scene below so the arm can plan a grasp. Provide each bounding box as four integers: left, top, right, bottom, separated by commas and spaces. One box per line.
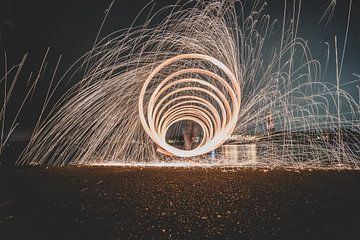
0, 166, 360, 239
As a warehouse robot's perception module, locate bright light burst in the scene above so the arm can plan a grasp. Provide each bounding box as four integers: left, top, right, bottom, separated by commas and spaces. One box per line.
13, 0, 360, 167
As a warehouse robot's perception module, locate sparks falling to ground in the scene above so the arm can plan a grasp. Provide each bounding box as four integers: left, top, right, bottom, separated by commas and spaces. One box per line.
0, 0, 358, 167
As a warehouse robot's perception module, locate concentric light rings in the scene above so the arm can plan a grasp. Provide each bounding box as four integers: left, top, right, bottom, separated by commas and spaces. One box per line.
139, 53, 241, 157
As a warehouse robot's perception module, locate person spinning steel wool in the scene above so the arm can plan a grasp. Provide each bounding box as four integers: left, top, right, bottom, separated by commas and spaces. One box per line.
182, 121, 201, 150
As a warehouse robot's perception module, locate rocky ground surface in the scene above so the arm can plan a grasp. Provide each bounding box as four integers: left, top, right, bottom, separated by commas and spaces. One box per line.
0, 166, 360, 239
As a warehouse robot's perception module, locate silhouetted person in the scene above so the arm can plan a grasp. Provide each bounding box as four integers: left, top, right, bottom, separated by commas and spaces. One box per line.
182, 121, 201, 150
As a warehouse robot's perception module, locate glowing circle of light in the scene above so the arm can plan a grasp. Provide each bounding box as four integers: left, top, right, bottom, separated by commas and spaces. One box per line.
139, 53, 241, 157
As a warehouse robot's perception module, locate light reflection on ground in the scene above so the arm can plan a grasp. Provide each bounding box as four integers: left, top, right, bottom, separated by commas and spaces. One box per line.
89, 144, 356, 169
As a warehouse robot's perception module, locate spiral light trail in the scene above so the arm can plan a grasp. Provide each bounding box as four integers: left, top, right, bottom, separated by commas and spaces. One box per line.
139, 54, 241, 157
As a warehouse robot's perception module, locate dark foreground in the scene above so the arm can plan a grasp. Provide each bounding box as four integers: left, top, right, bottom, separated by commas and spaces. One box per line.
1, 166, 360, 240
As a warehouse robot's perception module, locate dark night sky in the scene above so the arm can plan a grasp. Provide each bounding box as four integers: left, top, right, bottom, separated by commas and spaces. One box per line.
0, 0, 359, 133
